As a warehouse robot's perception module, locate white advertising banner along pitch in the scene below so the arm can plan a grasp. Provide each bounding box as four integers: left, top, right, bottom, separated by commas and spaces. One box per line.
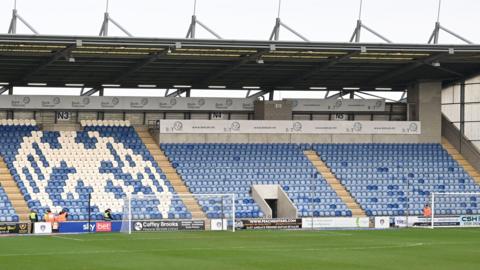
0, 96, 385, 112
159, 120, 421, 135
302, 217, 370, 229
289, 99, 386, 112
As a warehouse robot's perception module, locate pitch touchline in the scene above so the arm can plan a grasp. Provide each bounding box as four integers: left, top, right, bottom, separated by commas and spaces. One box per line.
65, 232, 353, 242
0, 243, 427, 257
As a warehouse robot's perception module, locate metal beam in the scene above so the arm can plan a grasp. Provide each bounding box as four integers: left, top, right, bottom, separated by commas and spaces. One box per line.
350, 20, 392, 43
8, 8, 39, 35
280, 51, 359, 87
111, 48, 172, 83
198, 50, 268, 85
165, 89, 189, 97
186, 15, 222, 39
247, 90, 271, 99
370, 53, 447, 86
17, 44, 76, 83
269, 18, 310, 42
81, 87, 103, 96
357, 91, 399, 103
326, 91, 350, 100
0, 86, 12, 95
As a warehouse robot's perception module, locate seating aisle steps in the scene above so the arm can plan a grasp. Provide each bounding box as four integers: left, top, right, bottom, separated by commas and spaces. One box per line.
304, 150, 366, 217
442, 138, 480, 185
134, 126, 206, 220
0, 158, 30, 222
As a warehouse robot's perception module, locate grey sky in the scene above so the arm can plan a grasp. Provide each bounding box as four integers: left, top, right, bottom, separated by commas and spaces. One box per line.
1, 0, 479, 98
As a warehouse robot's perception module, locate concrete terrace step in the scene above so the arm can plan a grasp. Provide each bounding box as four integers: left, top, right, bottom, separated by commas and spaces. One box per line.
304, 150, 367, 218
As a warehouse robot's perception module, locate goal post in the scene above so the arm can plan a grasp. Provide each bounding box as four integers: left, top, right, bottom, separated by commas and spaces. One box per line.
430, 192, 480, 229
120, 193, 236, 234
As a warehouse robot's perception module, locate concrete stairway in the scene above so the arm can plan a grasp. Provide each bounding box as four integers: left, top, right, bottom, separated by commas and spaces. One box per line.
304, 150, 366, 217
442, 138, 480, 185
135, 126, 206, 220
0, 158, 30, 222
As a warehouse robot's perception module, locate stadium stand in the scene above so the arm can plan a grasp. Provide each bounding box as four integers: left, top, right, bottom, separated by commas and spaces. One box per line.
0, 120, 191, 221
0, 186, 18, 223
2, 118, 480, 221
313, 143, 480, 216
162, 143, 351, 218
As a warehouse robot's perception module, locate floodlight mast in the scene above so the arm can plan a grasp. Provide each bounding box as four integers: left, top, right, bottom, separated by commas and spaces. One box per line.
8, 0, 39, 34
428, 0, 473, 44
99, 0, 133, 37
186, 0, 222, 39
349, 0, 391, 43
269, 0, 310, 41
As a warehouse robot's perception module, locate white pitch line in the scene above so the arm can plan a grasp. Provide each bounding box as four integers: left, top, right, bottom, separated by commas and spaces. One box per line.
0, 242, 426, 257
52, 235, 85, 242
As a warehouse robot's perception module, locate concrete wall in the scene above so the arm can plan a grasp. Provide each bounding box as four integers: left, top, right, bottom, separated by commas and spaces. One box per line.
254, 100, 293, 120
442, 115, 480, 172
408, 81, 442, 143
251, 185, 297, 218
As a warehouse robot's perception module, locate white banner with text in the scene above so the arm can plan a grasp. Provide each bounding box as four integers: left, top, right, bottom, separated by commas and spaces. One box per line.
159, 120, 421, 135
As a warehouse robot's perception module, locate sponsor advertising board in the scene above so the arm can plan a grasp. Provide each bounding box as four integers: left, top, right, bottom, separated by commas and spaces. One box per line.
58, 221, 122, 233
0, 223, 29, 234
459, 215, 480, 227
132, 220, 205, 232
302, 217, 370, 229
0, 95, 384, 112
159, 120, 421, 135
34, 222, 52, 234
288, 99, 386, 112
210, 219, 228, 231
374, 217, 390, 229
95, 222, 112, 232
0, 96, 254, 112
394, 216, 460, 227
238, 219, 302, 230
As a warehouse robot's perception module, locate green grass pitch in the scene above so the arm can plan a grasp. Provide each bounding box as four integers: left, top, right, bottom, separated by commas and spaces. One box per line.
0, 229, 478, 270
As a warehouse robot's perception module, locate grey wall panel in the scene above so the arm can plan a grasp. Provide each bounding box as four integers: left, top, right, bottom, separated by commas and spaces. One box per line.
104, 113, 124, 120
292, 114, 310, 120
14, 111, 34, 120
165, 113, 184, 120
191, 113, 209, 120
37, 111, 55, 125
125, 113, 144, 125
230, 114, 249, 120
78, 112, 97, 121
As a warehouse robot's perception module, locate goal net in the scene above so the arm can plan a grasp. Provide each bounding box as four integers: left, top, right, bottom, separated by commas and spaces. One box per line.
430, 192, 480, 229
120, 193, 235, 233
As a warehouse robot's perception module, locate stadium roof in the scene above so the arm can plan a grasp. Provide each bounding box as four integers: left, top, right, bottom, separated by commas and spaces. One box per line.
1, 34, 480, 93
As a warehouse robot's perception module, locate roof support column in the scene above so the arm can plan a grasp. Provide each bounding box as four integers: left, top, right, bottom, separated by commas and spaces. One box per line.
407, 80, 442, 143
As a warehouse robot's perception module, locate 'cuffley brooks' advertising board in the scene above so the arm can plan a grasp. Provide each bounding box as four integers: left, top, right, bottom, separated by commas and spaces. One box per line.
132, 220, 205, 232
0, 223, 29, 234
